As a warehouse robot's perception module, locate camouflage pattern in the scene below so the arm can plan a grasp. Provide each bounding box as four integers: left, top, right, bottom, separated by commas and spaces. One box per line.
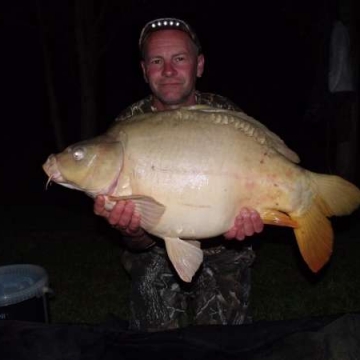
117, 92, 255, 331
115, 91, 243, 122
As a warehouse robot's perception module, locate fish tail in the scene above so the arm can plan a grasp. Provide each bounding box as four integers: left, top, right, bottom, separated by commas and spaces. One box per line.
292, 198, 334, 273
309, 173, 360, 217
291, 173, 360, 273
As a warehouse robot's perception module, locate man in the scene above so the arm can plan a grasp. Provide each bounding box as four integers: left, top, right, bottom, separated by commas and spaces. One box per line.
94, 18, 264, 331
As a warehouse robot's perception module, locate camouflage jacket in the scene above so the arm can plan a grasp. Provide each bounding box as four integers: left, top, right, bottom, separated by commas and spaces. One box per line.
115, 91, 242, 121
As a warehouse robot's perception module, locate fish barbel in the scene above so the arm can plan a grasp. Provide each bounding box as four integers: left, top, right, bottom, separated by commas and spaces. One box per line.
43, 105, 360, 282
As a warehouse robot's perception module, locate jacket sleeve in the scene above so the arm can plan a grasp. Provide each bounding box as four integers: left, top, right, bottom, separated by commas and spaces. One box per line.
197, 92, 244, 112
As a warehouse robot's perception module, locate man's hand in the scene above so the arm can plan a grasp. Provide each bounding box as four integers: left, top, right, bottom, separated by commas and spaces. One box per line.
94, 195, 142, 236
223, 208, 264, 241
94, 195, 156, 250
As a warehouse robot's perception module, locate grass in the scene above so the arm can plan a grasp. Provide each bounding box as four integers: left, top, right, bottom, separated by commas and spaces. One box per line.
1, 203, 360, 325
251, 232, 360, 321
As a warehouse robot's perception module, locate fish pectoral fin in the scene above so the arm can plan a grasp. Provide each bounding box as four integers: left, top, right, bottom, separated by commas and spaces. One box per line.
163, 237, 204, 283
259, 209, 299, 228
292, 198, 334, 273
107, 195, 166, 230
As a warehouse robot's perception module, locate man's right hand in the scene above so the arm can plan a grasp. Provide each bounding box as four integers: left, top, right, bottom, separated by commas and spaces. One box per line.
94, 195, 142, 236
94, 195, 155, 249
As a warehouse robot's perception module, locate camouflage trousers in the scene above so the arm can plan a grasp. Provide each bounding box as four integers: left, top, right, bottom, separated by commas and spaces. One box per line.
121, 241, 256, 331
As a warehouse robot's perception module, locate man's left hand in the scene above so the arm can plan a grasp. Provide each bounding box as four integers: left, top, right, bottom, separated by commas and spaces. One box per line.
224, 208, 264, 241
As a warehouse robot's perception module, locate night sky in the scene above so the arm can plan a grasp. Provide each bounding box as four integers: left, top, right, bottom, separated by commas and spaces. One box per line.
2, 0, 358, 209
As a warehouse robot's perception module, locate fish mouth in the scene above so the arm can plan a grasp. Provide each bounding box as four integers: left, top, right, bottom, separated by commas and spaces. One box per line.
43, 155, 65, 188
42, 155, 90, 192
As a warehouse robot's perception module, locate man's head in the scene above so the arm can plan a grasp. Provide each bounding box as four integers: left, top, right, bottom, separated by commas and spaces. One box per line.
139, 18, 205, 110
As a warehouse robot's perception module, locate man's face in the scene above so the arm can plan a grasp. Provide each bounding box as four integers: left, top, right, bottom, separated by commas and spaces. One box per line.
141, 30, 204, 109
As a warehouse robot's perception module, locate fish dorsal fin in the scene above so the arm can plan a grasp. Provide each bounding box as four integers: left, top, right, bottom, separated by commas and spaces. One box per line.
107, 195, 165, 230
183, 106, 300, 164
163, 237, 204, 283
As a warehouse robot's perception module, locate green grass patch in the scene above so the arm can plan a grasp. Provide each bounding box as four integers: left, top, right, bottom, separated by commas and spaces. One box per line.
251, 231, 360, 321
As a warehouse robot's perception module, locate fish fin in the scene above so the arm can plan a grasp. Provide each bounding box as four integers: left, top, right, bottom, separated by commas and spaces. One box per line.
309, 173, 360, 217
291, 197, 334, 273
259, 209, 298, 228
163, 237, 203, 283
187, 240, 201, 248
291, 173, 360, 273
107, 195, 166, 230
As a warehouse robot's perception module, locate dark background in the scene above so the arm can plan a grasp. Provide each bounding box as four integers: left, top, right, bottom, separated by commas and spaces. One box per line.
1, 0, 360, 328
2, 0, 359, 213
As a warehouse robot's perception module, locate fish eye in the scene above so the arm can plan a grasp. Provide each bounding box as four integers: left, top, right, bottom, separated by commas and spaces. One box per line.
73, 147, 85, 161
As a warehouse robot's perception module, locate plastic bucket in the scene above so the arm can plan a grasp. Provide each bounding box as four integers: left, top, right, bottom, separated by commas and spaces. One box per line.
0, 264, 52, 322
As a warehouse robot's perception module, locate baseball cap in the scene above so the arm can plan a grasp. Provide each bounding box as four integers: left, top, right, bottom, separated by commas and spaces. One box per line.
139, 18, 202, 55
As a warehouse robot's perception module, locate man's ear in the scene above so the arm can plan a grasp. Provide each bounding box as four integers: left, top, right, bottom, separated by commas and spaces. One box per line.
197, 54, 205, 78
141, 61, 148, 83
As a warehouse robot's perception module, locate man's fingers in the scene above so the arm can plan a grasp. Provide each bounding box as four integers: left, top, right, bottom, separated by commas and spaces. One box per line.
250, 210, 264, 233
127, 212, 141, 233
118, 201, 136, 228
224, 208, 264, 241
108, 200, 127, 226
94, 196, 112, 218
242, 211, 254, 237
223, 227, 237, 240
240, 209, 263, 237
94, 195, 105, 215
235, 228, 246, 241
109, 201, 140, 231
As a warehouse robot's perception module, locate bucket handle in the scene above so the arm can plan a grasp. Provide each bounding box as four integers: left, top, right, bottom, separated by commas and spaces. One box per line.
40, 286, 55, 298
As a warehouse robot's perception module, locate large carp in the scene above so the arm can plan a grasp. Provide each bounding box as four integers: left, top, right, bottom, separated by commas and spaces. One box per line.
43, 106, 360, 282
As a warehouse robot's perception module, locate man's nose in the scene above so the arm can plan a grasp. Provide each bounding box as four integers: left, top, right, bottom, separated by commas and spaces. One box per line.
162, 61, 176, 76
